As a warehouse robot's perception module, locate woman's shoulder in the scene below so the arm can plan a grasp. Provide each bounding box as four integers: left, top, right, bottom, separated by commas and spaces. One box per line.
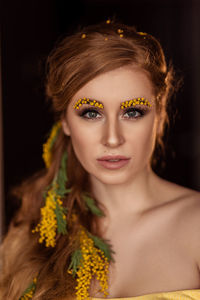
153, 175, 200, 269
152, 172, 200, 206
155, 175, 200, 262
163, 178, 200, 229
151, 172, 200, 232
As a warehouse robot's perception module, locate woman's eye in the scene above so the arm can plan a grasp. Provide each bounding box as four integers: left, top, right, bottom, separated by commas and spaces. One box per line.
80, 109, 102, 119
123, 108, 144, 119
79, 107, 146, 120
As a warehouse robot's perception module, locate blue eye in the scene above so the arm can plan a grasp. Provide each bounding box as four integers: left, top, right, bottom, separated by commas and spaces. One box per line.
123, 108, 145, 119
78, 107, 147, 120
79, 108, 102, 119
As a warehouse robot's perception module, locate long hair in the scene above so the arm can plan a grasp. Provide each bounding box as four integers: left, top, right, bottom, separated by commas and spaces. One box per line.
0, 21, 175, 299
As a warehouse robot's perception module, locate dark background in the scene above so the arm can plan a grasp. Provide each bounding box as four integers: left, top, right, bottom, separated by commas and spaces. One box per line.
1, 0, 200, 230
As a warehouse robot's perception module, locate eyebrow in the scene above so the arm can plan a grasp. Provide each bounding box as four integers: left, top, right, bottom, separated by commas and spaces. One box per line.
120, 98, 152, 109
73, 97, 152, 110
73, 98, 104, 109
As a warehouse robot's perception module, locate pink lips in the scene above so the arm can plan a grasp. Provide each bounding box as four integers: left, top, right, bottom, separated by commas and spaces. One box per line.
97, 155, 130, 170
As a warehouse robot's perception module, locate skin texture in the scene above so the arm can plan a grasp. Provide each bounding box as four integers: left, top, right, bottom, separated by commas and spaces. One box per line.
62, 66, 200, 298
62, 66, 158, 209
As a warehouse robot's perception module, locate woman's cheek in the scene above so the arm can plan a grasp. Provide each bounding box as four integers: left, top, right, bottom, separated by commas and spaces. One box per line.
140, 122, 157, 158
69, 129, 95, 169
130, 118, 157, 160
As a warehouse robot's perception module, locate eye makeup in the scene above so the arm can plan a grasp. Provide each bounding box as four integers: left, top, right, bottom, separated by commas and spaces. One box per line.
120, 98, 152, 109
76, 104, 150, 120
73, 97, 104, 110
73, 97, 152, 111
78, 107, 102, 119
73, 97, 152, 120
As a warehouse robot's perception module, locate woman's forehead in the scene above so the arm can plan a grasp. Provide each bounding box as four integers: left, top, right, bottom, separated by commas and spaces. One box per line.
71, 66, 155, 107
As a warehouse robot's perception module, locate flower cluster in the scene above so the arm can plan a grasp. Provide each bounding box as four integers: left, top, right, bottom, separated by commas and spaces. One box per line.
75, 229, 109, 300
117, 28, 124, 38
20, 117, 112, 300
32, 189, 66, 247
42, 122, 61, 168
19, 278, 37, 300
73, 97, 104, 110
121, 97, 152, 109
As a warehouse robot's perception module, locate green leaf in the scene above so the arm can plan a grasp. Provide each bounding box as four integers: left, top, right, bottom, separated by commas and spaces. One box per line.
49, 123, 61, 150
88, 233, 115, 262
19, 279, 37, 299
59, 150, 68, 181
56, 151, 71, 197
55, 202, 67, 235
68, 249, 83, 277
42, 183, 53, 199
56, 185, 70, 197
83, 194, 104, 216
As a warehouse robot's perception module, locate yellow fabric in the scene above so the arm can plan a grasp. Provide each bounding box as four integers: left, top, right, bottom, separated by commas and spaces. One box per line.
91, 289, 200, 299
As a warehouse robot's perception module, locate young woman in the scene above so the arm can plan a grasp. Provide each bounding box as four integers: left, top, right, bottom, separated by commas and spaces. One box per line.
1, 20, 200, 300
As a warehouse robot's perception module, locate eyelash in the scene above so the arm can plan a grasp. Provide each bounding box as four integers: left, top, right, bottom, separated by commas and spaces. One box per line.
78, 107, 148, 120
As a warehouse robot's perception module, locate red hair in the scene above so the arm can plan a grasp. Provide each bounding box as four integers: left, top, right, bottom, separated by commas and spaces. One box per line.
0, 21, 175, 299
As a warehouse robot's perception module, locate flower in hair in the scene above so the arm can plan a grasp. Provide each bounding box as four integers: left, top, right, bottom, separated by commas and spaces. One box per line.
117, 29, 123, 34
32, 150, 70, 247
32, 188, 66, 247
68, 227, 113, 300
42, 122, 61, 168
21, 121, 114, 299
137, 31, 147, 35
19, 278, 37, 300
117, 28, 124, 38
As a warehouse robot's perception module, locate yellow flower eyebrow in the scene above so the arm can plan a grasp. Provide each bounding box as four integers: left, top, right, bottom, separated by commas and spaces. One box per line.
120, 97, 152, 109
73, 97, 104, 110
73, 97, 152, 110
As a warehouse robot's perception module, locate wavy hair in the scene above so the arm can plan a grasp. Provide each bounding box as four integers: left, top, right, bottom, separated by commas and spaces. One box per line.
0, 21, 175, 299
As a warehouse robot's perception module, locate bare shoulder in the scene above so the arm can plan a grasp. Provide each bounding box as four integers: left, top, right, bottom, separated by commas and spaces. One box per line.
152, 172, 200, 237
175, 186, 200, 270
155, 175, 200, 263
152, 172, 200, 206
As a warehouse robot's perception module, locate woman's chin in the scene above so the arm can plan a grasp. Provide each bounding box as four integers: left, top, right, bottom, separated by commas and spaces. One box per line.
90, 172, 134, 186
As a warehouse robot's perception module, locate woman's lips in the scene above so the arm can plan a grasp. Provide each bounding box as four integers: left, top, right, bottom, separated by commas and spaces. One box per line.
97, 155, 129, 160
97, 158, 130, 170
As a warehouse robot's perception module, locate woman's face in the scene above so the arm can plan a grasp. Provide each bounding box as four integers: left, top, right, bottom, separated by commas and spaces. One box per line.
62, 66, 159, 185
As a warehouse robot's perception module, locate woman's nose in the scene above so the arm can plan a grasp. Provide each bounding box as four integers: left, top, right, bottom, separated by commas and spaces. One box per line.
101, 117, 125, 148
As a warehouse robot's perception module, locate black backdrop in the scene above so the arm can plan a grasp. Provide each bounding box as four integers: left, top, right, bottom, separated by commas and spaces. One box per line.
1, 0, 200, 230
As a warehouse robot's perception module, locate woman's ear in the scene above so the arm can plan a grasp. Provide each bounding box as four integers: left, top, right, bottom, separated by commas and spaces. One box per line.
61, 118, 71, 136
